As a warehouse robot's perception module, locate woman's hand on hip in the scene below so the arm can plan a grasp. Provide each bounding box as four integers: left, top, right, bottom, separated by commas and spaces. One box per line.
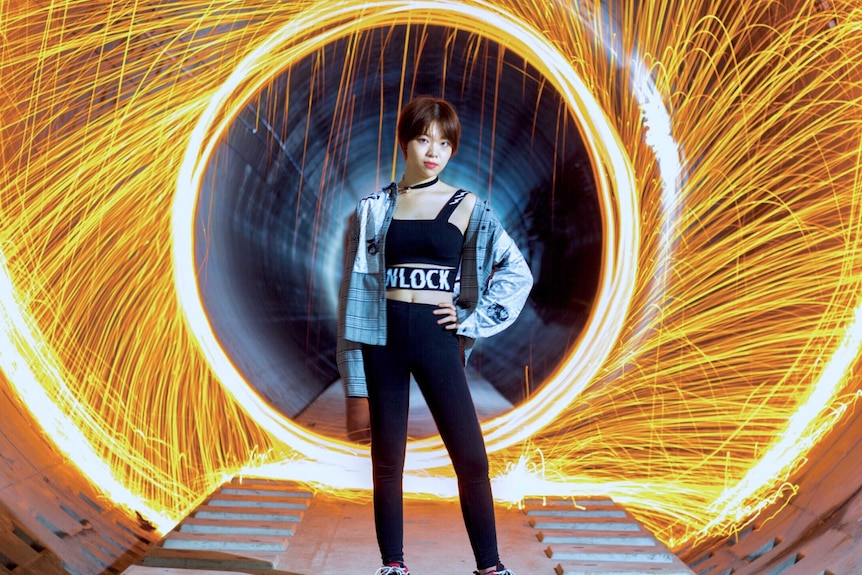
433, 302, 459, 330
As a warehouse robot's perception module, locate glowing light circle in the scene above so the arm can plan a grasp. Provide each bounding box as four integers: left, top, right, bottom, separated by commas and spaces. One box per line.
172, 0, 640, 471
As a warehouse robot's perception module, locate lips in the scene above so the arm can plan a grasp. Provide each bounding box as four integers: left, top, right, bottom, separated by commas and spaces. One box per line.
424, 162, 438, 169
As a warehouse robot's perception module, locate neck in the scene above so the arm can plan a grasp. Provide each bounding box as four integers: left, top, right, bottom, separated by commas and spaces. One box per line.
398, 175, 438, 192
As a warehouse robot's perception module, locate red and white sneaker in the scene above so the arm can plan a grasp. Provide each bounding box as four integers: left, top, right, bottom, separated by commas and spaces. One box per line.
375, 562, 410, 575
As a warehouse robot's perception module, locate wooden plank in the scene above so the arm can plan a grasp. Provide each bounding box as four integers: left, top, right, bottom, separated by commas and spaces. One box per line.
226, 477, 313, 491
792, 443, 862, 519
537, 530, 656, 546
179, 516, 295, 537
140, 547, 281, 570
530, 517, 643, 532
555, 560, 694, 575
216, 487, 313, 500
524, 496, 693, 575
0, 480, 88, 539
525, 500, 645, 533
222, 478, 314, 496
550, 543, 678, 561
527, 508, 629, 520
524, 497, 617, 509
0, 388, 57, 487
203, 493, 310, 511
763, 528, 850, 575
192, 507, 303, 523
161, 530, 290, 552
12, 551, 68, 575
0, 515, 41, 567
123, 565, 302, 575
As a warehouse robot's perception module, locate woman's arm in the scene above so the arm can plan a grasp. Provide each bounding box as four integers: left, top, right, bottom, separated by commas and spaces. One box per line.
457, 205, 533, 340
336, 206, 368, 398
336, 206, 372, 443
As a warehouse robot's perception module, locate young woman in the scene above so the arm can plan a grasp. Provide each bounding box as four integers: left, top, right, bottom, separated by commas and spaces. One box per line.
336, 96, 533, 575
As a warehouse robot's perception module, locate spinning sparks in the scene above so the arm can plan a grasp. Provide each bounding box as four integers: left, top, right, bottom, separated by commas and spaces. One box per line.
1, 0, 861, 549
172, 0, 639, 471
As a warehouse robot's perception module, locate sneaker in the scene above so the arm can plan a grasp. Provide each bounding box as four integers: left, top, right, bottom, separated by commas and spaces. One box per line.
474, 563, 515, 575
375, 562, 410, 575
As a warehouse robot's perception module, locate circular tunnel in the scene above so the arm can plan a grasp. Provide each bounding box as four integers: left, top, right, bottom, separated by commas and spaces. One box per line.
196, 25, 602, 425
3, 2, 862, 574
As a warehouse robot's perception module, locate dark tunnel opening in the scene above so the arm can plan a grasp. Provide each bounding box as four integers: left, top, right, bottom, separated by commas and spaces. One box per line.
195, 24, 602, 429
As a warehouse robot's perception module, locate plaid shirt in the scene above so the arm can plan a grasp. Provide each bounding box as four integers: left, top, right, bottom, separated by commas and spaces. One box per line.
336, 182, 534, 397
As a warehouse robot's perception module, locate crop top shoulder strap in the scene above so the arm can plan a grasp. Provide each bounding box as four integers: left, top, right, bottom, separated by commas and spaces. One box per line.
435, 189, 470, 222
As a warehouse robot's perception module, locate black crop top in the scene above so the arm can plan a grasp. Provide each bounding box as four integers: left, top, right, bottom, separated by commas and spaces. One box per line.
386, 190, 468, 269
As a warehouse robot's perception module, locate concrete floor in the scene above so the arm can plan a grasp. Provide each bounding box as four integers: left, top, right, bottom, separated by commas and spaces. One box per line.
122, 478, 694, 575
275, 489, 553, 574
119, 373, 695, 575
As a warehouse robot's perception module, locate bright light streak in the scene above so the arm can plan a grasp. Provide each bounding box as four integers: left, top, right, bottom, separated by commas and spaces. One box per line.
705, 299, 862, 529
0, 252, 175, 532
1, 0, 861, 550
173, 0, 639, 470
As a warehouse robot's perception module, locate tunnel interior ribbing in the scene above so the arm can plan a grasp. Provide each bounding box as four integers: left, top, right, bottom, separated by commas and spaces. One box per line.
195, 25, 602, 423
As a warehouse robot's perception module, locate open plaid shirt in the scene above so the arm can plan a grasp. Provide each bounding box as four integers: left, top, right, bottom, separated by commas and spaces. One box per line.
336, 182, 533, 397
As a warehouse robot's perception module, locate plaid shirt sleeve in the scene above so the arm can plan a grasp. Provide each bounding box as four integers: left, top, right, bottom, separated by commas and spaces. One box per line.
336, 207, 368, 398
456, 200, 533, 340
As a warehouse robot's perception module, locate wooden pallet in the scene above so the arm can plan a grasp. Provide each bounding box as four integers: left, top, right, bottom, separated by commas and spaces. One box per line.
524, 497, 695, 575
122, 477, 311, 574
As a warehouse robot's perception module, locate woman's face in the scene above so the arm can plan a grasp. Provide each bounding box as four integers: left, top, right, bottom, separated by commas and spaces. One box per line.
403, 121, 454, 181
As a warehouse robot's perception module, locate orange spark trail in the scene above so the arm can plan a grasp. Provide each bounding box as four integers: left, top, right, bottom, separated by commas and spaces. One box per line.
0, 0, 860, 549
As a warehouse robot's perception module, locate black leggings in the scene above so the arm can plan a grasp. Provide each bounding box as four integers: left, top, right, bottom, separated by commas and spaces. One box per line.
362, 299, 500, 569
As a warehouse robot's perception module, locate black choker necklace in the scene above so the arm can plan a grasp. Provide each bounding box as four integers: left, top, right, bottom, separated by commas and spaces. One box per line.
398, 176, 438, 192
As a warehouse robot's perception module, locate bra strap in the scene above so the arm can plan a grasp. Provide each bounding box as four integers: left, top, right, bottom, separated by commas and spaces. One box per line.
435, 190, 469, 221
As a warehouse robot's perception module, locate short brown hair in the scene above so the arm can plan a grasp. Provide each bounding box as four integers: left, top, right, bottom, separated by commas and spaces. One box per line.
397, 96, 461, 155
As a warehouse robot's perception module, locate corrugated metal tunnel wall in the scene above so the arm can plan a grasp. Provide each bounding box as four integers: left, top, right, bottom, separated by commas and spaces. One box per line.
194, 25, 600, 419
